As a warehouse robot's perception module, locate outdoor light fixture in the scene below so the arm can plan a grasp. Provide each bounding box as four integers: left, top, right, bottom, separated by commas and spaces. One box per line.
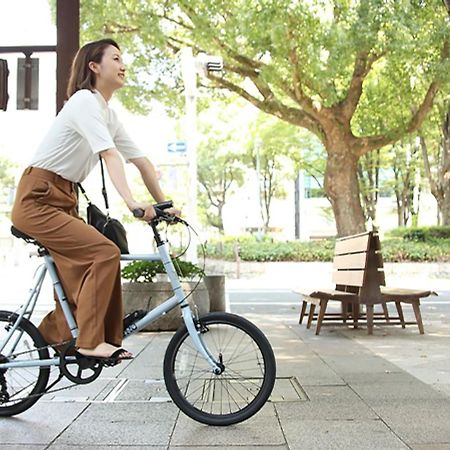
0, 59, 9, 111
179, 48, 223, 262
195, 52, 223, 77
17, 56, 39, 110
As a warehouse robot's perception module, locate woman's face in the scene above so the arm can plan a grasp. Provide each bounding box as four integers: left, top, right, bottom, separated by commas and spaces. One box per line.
90, 45, 126, 91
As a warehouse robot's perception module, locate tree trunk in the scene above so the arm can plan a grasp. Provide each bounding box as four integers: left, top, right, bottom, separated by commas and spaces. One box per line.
324, 149, 366, 236
443, 194, 450, 225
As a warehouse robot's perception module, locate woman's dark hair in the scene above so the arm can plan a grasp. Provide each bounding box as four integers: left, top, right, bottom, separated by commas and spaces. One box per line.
66, 38, 120, 98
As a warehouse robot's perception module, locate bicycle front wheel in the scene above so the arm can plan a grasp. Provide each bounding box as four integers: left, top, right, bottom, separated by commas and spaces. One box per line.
0, 311, 50, 416
163, 312, 276, 426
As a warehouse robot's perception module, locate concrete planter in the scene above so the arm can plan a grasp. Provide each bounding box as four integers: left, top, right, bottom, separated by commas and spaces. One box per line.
122, 281, 210, 331
203, 275, 226, 312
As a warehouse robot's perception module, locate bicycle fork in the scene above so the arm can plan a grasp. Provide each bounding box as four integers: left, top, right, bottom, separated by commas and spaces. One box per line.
156, 239, 224, 375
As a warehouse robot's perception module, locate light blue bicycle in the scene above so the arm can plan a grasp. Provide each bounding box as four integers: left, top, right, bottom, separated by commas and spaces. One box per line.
0, 201, 276, 425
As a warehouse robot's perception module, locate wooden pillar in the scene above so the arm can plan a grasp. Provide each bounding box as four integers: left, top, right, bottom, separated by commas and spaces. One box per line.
56, 0, 79, 113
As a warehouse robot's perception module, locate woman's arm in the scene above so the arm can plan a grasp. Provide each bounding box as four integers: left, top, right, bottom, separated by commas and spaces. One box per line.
129, 157, 165, 203
100, 148, 157, 220
130, 156, 182, 217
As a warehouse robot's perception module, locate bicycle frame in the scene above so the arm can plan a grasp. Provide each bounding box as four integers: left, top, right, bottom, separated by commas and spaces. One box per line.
0, 226, 222, 374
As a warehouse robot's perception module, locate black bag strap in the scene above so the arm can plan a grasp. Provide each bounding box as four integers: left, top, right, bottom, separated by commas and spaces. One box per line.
77, 181, 91, 204
99, 156, 110, 212
77, 155, 109, 213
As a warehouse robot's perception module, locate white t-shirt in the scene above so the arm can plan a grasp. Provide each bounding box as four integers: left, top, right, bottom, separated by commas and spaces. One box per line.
29, 89, 144, 182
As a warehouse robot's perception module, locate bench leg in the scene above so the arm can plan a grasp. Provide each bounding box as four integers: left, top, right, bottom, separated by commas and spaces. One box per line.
412, 301, 425, 335
352, 303, 360, 329
366, 305, 374, 335
382, 303, 390, 323
299, 300, 308, 324
395, 302, 406, 328
341, 303, 349, 324
315, 299, 328, 335
307, 303, 316, 329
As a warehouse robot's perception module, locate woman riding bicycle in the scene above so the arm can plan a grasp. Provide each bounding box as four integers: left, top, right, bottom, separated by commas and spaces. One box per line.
11, 38, 180, 362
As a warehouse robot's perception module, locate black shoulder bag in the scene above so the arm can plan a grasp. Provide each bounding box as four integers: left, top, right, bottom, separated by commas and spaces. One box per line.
78, 157, 129, 254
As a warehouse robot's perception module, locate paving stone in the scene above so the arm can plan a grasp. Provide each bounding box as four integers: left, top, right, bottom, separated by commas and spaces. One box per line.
170, 403, 285, 447
274, 385, 378, 420
409, 445, 450, 450
0, 403, 87, 445
371, 399, 450, 445
53, 403, 178, 446
169, 446, 289, 450
48, 446, 166, 449
278, 418, 409, 450
0, 446, 46, 450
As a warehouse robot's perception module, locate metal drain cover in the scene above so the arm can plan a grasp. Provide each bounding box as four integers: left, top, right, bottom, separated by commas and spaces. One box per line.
270, 376, 308, 402
50, 376, 308, 403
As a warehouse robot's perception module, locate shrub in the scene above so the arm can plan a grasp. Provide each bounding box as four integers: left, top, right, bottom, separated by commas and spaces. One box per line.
203, 235, 450, 262
386, 226, 450, 242
122, 260, 204, 283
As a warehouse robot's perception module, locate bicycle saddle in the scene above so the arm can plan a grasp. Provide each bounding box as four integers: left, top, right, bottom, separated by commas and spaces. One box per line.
10, 226, 45, 248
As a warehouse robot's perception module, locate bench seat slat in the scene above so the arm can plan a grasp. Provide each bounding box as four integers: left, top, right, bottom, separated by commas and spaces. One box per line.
332, 269, 365, 287
381, 287, 434, 300
308, 289, 359, 300
335, 233, 370, 255
333, 252, 367, 269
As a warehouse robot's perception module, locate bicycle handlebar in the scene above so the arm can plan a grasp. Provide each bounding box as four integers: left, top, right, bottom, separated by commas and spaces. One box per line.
132, 200, 181, 224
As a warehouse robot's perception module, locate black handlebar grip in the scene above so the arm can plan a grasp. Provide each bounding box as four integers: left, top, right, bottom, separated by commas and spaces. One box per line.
154, 200, 173, 210
132, 208, 145, 218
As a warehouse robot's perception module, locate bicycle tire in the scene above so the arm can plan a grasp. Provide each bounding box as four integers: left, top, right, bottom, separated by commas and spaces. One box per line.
0, 310, 50, 416
163, 312, 276, 426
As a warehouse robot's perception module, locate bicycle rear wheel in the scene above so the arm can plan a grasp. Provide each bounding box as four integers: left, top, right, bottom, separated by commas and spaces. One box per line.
0, 310, 50, 416
163, 312, 276, 426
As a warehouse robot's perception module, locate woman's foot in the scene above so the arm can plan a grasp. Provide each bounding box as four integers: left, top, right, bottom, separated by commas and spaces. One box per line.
77, 342, 133, 360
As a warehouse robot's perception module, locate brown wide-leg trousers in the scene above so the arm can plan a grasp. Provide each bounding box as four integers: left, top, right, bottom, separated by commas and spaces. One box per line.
11, 167, 123, 349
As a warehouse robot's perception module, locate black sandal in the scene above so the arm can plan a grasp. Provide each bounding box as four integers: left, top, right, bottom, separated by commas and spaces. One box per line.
75, 348, 133, 367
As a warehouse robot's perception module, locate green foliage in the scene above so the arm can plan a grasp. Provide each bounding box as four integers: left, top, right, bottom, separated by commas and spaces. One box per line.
205, 233, 450, 262
380, 239, 450, 262
386, 226, 450, 241
121, 259, 204, 283
197, 104, 247, 231
76, 0, 450, 126
205, 236, 336, 262
74, 0, 449, 233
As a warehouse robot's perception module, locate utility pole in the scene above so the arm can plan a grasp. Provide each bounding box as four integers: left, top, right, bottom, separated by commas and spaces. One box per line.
180, 48, 223, 262
56, 0, 79, 113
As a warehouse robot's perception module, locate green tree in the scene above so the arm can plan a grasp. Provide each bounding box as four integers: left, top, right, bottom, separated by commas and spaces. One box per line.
419, 99, 450, 225
386, 139, 423, 227
245, 113, 311, 232
198, 146, 244, 233
77, 0, 450, 236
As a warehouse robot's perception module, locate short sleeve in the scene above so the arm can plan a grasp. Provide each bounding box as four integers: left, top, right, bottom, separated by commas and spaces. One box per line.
113, 123, 145, 162
67, 91, 115, 153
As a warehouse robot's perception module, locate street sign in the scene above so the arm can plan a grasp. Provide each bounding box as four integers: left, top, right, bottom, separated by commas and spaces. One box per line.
167, 141, 187, 154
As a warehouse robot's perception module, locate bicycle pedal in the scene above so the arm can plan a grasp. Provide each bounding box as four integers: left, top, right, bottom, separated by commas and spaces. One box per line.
123, 310, 146, 329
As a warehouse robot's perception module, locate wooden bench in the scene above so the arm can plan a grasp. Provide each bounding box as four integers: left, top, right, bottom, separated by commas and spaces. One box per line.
296, 231, 435, 335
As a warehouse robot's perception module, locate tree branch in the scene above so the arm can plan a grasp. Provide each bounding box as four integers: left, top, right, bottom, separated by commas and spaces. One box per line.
357, 80, 442, 155
338, 50, 386, 120
208, 75, 324, 138
356, 40, 448, 155
286, 27, 322, 119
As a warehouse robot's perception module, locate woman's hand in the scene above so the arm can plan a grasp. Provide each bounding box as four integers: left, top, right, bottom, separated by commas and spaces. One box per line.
165, 207, 182, 218
128, 202, 157, 222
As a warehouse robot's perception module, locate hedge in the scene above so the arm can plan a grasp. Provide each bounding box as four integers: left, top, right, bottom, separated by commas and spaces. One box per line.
203, 235, 450, 263
386, 226, 450, 241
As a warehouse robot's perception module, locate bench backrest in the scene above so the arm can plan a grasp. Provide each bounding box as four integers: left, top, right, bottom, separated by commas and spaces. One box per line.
332, 231, 385, 304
